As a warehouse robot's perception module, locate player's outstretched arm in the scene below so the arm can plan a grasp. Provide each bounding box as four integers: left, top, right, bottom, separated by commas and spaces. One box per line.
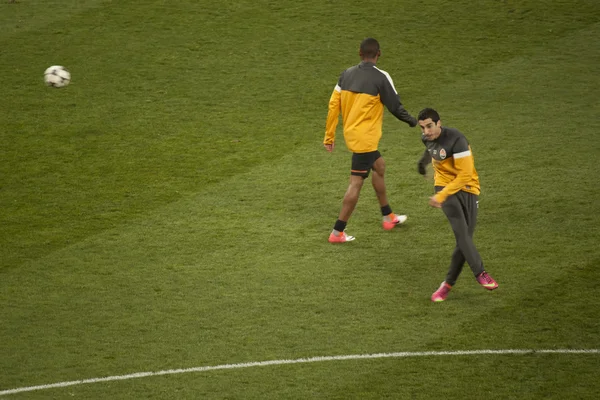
378, 77, 417, 127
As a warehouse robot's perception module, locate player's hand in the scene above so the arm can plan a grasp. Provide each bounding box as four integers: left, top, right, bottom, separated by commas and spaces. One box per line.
324, 143, 335, 152
428, 196, 442, 208
417, 162, 427, 176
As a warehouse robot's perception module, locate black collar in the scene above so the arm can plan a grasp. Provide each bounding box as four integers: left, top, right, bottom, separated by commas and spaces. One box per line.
359, 61, 376, 67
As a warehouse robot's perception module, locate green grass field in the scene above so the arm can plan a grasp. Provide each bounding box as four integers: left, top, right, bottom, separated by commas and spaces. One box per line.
1, 0, 600, 398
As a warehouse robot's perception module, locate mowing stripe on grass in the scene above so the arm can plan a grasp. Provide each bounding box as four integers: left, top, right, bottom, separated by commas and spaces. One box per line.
1, 349, 598, 396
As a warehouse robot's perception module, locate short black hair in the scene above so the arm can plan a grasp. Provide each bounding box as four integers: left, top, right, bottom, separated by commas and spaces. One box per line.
418, 108, 440, 123
360, 38, 380, 58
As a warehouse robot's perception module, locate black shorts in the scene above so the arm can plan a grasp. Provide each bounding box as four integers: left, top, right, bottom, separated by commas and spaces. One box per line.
351, 150, 381, 178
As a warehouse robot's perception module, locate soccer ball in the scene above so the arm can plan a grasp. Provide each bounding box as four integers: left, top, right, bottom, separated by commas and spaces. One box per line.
44, 65, 71, 88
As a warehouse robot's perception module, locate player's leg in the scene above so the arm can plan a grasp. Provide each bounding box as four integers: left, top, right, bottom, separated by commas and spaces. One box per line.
329, 176, 363, 243
329, 175, 363, 243
338, 175, 364, 221
441, 194, 484, 277
372, 155, 407, 229
464, 192, 478, 237
433, 245, 464, 302
432, 195, 469, 302
371, 155, 389, 207
464, 193, 498, 290
449, 193, 477, 282
445, 246, 466, 287
329, 153, 368, 243
436, 196, 467, 301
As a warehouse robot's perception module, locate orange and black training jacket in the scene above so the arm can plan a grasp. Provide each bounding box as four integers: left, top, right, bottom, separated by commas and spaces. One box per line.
324, 61, 416, 154
420, 127, 481, 203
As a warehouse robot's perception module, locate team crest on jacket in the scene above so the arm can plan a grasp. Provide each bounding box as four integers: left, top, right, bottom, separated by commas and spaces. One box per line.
439, 148, 447, 159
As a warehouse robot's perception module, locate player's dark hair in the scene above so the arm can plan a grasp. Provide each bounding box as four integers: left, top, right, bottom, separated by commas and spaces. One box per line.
360, 38, 380, 59
418, 108, 441, 123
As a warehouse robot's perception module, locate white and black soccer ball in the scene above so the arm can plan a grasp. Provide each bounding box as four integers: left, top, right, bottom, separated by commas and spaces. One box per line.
44, 65, 71, 88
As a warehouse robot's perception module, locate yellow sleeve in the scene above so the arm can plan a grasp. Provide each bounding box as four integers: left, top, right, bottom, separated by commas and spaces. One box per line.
323, 86, 341, 145
434, 151, 475, 203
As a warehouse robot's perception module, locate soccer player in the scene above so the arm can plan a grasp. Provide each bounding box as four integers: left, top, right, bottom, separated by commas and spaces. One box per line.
416, 108, 498, 302
324, 38, 417, 243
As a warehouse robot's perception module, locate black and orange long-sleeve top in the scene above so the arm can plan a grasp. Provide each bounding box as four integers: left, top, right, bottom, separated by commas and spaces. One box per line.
324, 61, 416, 153
420, 127, 481, 203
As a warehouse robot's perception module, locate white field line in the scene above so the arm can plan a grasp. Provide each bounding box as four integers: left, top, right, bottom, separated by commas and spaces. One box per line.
1, 349, 598, 396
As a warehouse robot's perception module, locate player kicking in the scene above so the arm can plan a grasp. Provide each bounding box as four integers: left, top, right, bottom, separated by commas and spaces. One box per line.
417, 108, 498, 302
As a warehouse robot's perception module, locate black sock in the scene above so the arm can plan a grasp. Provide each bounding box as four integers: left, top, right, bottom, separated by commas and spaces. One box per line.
381, 204, 392, 216
333, 219, 347, 232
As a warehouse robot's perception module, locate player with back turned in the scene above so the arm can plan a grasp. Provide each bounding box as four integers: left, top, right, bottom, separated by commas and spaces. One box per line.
417, 108, 498, 302
323, 38, 417, 243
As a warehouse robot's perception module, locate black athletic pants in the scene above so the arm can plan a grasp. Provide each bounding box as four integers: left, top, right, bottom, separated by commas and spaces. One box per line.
439, 189, 484, 286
